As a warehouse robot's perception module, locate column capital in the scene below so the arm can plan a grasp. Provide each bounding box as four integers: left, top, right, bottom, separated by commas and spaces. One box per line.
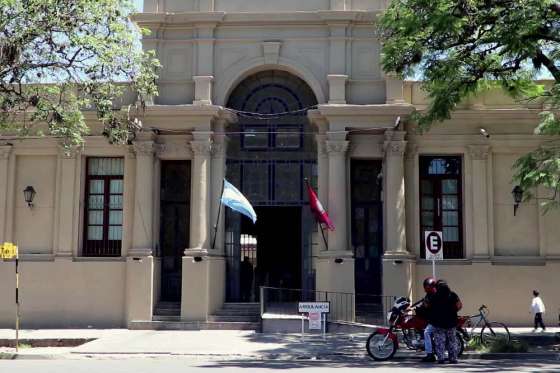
467, 145, 491, 160
210, 141, 227, 158
384, 140, 408, 157
57, 144, 80, 159
316, 134, 329, 158
326, 140, 349, 155
0, 144, 13, 160
132, 140, 156, 157
190, 140, 213, 157
406, 144, 419, 161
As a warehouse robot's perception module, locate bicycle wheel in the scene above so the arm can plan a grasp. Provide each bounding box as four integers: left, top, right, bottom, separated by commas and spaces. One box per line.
480, 322, 511, 345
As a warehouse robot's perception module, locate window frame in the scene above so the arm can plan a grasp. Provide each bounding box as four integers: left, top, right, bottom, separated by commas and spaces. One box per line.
83, 157, 124, 257
419, 155, 464, 259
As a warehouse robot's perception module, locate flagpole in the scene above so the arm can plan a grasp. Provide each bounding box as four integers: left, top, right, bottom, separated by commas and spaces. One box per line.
304, 178, 330, 251
211, 179, 225, 251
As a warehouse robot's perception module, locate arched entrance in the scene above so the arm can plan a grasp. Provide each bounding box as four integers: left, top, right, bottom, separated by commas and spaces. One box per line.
225, 71, 318, 302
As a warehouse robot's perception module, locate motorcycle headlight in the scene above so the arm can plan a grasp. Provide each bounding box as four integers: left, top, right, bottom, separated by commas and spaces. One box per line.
387, 311, 393, 323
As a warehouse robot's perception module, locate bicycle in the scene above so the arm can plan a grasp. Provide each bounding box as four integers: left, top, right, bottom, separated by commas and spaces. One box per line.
458, 305, 511, 345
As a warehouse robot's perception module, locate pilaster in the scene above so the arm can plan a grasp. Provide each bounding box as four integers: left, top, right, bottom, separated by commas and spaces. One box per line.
330, 0, 347, 10
188, 131, 213, 253
130, 137, 156, 257
327, 75, 348, 104
211, 122, 228, 254
316, 134, 329, 252
328, 24, 348, 76
193, 76, 214, 105
385, 73, 405, 104
468, 145, 491, 259
0, 145, 13, 243
325, 133, 349, 253
55, 146, 80, 258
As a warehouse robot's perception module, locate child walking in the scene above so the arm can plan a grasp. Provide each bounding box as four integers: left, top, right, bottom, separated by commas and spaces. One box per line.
531, 290, 546, 332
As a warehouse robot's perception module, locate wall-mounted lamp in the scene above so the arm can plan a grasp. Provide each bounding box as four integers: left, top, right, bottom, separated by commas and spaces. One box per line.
23, 186, 36, 208
193, 256, 203, 263
334, 258, 344, 264
512, 185, 524, 216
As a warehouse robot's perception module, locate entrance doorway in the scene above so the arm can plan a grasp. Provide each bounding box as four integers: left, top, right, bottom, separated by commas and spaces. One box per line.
159, 160, 190, 302
226, 206, 302, 302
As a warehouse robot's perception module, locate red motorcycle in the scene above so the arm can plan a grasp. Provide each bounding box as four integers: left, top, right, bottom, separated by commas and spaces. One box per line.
366, 297, 465, 361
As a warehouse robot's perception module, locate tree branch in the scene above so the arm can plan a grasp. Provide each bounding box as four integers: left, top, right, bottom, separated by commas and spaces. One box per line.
535, 49, 560, 82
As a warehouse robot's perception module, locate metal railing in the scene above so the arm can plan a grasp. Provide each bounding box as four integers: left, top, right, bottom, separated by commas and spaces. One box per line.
260, 286, 394, 325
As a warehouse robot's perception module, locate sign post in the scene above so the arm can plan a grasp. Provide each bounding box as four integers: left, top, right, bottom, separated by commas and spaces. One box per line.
298, 302, 330, 340
1, 242, 19, 352
424, 231, 444, 277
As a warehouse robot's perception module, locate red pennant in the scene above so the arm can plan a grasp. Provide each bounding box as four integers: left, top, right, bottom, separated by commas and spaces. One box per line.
306, 181, 335, 231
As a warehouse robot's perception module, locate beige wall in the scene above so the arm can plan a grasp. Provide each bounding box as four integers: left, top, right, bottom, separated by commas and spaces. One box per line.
0, 260, 126, 328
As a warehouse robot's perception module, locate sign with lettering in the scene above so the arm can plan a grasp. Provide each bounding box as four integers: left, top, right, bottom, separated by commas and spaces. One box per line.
308, 312, 322, 330
425, 231, 444, 261
298, 302, 330, 314
0, 242, 18, 260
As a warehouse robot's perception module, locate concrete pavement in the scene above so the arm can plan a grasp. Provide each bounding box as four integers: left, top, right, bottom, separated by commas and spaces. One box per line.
0, 328, 558, 361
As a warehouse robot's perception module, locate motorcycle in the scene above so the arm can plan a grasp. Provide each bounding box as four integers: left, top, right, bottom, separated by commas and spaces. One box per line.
366, 297, 465, 361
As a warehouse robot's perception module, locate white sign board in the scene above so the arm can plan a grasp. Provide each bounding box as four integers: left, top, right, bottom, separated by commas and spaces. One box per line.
298, 302, 330, 313
425, 231, 444, 261
308, 312, 322, 330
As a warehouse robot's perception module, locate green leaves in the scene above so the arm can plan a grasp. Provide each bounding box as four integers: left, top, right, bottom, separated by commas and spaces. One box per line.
380, 0, 560, 209
0, 0, 159, 150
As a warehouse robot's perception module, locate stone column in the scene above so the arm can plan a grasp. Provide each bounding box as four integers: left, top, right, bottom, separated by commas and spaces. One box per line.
316, 134, 329, 252
211, 122, 228, 254
382, 131, 414, 301
56, 146, 79, 258
326, 135, 349, 253
187, 131, 213, 252
315, 133, 354, 301
327, 75, 348, 105
468, 145, 491, 259
126, 137, 156, 324
0, 145, 13, 243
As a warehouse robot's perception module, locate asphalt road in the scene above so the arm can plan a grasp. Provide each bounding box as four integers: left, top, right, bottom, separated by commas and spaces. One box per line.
1, 357, 560, 373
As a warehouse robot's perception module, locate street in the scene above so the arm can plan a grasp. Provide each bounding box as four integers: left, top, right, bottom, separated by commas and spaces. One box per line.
1, 357, 560, 373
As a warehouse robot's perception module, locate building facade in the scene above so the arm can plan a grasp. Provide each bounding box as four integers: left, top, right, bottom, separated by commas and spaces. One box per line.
0, 0, 558, 328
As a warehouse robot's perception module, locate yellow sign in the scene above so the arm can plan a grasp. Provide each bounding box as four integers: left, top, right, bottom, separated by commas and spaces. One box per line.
0, 242, 18, 260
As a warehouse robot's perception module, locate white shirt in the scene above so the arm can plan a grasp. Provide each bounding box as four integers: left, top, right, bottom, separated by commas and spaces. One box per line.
531, 297, 546, 314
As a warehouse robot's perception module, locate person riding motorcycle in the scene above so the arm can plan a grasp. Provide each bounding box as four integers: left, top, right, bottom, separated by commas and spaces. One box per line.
416, 277, 438, 362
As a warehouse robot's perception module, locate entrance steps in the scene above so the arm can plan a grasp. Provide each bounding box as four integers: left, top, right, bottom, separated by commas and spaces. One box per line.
129, 302, 261, 331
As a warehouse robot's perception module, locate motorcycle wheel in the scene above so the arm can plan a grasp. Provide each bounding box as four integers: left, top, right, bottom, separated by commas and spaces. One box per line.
455, 331, 465, 357
366, 332, 397, 361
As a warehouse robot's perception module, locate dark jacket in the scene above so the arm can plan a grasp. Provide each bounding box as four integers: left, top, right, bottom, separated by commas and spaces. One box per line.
430, 290, 460, 329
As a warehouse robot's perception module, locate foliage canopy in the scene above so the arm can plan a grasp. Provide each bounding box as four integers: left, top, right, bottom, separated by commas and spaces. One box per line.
380, 0, 560, 209
0, 0, 159, 149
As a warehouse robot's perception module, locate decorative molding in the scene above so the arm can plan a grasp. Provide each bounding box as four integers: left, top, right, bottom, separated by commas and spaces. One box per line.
211, 142, 226, 158
467, 145, 491, 160
326, 140, 349, 155
384, 140, 407, 157
133, 141, 156, 157
316, 135, 328, 158
0, 145, 13, 160
190, 140, 213, 156
128, 248, 153, 257
262, 42, 282, 65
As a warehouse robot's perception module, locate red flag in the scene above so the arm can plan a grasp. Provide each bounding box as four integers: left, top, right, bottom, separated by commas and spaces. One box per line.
305, 181, 335, 231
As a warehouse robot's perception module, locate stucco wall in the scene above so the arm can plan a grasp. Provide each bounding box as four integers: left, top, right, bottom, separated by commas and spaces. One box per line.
416, 263, 560, 327
0, 260, 126, 328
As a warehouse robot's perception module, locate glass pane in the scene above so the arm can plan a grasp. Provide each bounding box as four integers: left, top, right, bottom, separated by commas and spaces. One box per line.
87, 226, 103, 240
422, 197, 434, 210
88, 158, 124, 176
276, 128, 301, 149
421, 180, 433, 195
243, 163, 268, 202
443, 227, 459, 242
443, 211, 459, 226
109, 211, 123, 225
421, 212, 434, 226
88, 195, 104, 209
442, 180, 458, 194
368, 207, 379, 233
108, 226, 122, 240
88, 211, 103, 225
110, 180, 123, 194
89, 180, 104, 194
427, 158, 460, 175
442, 195, 458, 210
243, 128, 268, 148
274, 163, 300, 202
109, 195, 123, 209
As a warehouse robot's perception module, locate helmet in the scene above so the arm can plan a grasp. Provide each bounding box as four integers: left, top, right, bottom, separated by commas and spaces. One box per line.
423, 277, 437, 293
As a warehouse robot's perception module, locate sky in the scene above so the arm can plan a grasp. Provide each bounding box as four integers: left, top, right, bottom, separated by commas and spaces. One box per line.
133, 0, 143, 11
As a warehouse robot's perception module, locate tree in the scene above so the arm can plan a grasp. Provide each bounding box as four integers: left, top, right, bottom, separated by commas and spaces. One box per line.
380, 0, 560, 209
0, 0, 159, 149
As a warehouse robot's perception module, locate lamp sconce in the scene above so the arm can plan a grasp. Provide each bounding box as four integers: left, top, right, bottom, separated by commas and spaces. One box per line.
23, 186, 36, 208
512, 185, 523, 216
334, 258, 344, 264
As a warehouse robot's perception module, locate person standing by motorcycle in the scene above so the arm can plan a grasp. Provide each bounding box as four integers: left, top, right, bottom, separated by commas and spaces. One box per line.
431, 280, 462, 364
417, 277, 438, 362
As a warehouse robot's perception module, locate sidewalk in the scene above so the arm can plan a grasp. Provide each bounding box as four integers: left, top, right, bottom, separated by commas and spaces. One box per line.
0, 328, 559, 360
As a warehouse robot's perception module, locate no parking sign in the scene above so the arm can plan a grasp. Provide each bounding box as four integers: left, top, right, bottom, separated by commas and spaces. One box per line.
425, 231, 443, 277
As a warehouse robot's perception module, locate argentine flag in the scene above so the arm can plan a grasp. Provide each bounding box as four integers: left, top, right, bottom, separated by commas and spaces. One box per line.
220, 179, 257, 224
